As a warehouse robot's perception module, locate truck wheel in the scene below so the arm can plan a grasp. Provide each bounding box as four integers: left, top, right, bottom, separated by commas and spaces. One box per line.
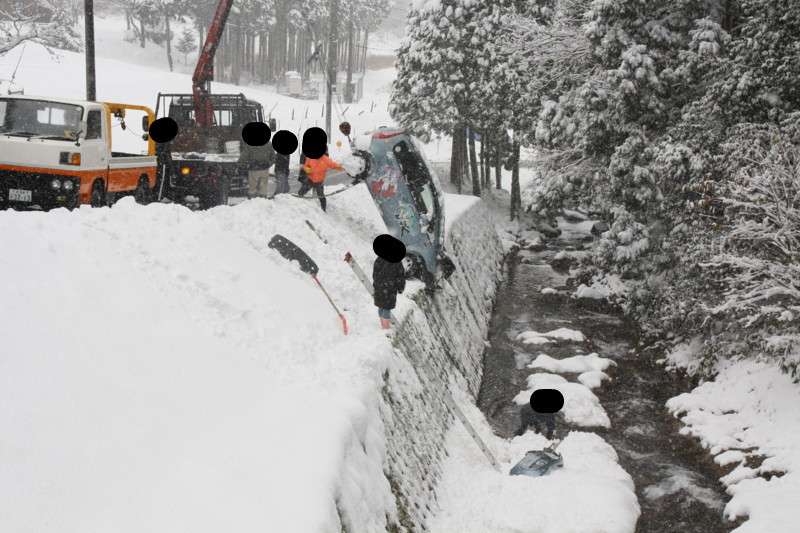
134, 177, 152, 205
198, 176, 229, 210
90, 180, 106, 208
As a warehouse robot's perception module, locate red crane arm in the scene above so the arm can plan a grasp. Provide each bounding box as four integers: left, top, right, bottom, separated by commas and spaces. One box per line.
192, 0, 236, 126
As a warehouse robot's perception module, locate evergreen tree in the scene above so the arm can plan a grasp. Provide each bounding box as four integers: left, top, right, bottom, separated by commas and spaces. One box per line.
176, 25, 197, 65
391, 0, 515, 195
508, 0, 800, 376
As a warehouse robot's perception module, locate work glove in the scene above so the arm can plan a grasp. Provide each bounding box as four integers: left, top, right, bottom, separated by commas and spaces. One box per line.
303, 167, 311, 174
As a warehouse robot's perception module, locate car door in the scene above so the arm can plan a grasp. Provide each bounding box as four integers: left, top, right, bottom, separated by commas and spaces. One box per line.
79, 107, 109, 198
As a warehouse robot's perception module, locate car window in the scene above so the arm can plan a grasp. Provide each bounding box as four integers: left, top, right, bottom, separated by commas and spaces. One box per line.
393, 140, 435, 216
214, 109, 232, 126
86, 110, 102, 139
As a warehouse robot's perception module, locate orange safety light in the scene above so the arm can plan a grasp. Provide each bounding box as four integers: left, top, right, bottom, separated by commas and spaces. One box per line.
181, 167, 191, 175
70, 153, 81, 165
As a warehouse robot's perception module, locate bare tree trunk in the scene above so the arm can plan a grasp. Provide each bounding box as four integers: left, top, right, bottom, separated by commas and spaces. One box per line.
361, 31, 368, 72
494, 142, 502, 189
138, 17, 146, 48
450, 124, 464, 194
462, 125, 471, 190
479, 132, 487, 189
164, 9, 173, 72
233, 15, 241, 85
468, 126, 480, 196
345, 9, 354, 103
510, 133, 521, 220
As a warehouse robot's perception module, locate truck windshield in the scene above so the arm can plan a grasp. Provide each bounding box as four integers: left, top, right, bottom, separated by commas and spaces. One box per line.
0, 98, 83, 139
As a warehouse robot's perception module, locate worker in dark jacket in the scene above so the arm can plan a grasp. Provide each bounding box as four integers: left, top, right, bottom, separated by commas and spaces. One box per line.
514, 403, 557, 440
274, 152, 290, 195
372, 234, 407, 330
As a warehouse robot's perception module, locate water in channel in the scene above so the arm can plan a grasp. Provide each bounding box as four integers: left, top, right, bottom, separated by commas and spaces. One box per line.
477, 222, 732, 532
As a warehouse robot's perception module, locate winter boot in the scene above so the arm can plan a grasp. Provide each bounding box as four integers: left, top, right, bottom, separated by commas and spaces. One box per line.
380, 318, 391, 329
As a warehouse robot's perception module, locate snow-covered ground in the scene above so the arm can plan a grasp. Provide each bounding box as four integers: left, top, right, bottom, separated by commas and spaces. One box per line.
666, 356, 800, 532
429, 391, 638, 533
0, 190, 402, 531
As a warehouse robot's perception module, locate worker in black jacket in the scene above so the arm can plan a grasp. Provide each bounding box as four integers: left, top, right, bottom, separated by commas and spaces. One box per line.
515, 403, 557, 440
372, 234, 406, 330
274, 152, 290, 195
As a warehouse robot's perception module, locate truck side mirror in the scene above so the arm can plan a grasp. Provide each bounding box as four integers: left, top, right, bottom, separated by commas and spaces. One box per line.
77, 121, 88, 138
142, 116, 150, 132
269, 117, 277, 131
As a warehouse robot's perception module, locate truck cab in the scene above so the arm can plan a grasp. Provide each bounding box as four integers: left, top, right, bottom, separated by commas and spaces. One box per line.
0, 95, 157, 210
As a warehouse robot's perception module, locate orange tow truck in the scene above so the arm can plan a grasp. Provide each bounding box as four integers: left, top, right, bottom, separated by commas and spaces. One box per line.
0, 95, 158, 210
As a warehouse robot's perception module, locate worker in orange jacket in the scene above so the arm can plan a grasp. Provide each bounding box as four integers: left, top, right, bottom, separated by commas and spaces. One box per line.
298, 151, 344, 212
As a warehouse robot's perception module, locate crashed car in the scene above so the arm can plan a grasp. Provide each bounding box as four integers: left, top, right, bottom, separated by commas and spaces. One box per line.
509, 441, 565, 478
348, 126, 456, 288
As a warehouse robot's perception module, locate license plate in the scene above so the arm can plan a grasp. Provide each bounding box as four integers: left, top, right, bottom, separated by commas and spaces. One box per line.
9, 189, 32, 202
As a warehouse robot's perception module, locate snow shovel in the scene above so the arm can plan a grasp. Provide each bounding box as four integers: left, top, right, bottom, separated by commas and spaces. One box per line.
268, 234, 348, 335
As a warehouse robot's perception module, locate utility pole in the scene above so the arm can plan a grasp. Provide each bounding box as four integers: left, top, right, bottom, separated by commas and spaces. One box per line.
84, 0, 97, 100
345, 7, 354, 103
325, 0, 338, 138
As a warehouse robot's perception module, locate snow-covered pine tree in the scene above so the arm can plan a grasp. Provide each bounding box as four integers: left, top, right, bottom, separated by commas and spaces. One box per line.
176, 25, 196, 65
511, 0, 799, 377
391, 0, 515, 195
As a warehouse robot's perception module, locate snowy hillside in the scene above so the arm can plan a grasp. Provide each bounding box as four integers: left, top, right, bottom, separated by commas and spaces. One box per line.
0, 190, 403, 531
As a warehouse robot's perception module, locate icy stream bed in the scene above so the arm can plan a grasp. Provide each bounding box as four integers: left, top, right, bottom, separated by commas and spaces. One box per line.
477, 220, 732, 532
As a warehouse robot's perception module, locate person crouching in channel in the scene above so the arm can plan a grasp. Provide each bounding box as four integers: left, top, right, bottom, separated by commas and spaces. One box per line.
298, 149, 344, 212
372, 235, 406, 330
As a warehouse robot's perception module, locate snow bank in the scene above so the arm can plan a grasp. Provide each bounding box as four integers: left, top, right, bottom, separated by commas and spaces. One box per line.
528, 352, 617, 374
0, 189, 504, 532
666, 359, 800, 532
515, 374, 611, 428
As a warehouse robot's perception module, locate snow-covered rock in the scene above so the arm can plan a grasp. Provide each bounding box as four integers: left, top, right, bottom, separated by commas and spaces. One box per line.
576, 283, 606, 300
516, 327, 587, 344
579, 370, 612, 389
528, 353, 617, 374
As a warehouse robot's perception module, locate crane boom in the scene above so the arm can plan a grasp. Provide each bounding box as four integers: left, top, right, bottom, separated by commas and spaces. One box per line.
192, 0, 236, 126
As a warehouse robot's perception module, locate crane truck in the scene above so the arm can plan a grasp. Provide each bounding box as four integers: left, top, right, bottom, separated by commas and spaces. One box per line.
155, 0, 273, 209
